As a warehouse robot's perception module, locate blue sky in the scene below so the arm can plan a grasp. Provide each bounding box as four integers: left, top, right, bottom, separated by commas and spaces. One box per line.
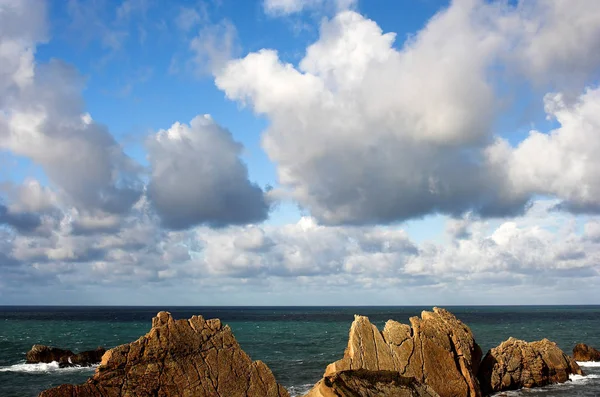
1, 0, 600, 305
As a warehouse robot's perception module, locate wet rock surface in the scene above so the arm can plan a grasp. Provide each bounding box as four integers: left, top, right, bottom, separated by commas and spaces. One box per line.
304, 369, 440, 397
573, 343, 600, 362
26, 345, 105, 368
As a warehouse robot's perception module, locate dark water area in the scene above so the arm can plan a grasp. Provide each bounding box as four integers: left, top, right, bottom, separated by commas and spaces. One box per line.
1, 306, 599, 396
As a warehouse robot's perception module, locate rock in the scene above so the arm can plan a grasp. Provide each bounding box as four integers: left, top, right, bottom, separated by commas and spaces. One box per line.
58, 347, 106, 368
39, 311, 289, 397
573, 343, 600, 361
304, 369, 441, 397
26, 345, 74, 364
477, 337, 584, 395
306, 307, 482, 397
26, 345, 105, 368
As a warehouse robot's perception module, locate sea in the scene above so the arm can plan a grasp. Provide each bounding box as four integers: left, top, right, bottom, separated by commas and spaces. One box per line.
0, 306, 599, 397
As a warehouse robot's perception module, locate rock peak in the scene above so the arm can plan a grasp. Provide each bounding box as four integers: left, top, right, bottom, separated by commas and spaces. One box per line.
40, 312, 289, 397
313, 307, 482, 397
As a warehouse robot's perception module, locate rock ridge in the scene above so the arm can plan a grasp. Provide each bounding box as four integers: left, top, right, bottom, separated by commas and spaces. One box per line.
308, 307, 482, 397
38, 311, 289, 397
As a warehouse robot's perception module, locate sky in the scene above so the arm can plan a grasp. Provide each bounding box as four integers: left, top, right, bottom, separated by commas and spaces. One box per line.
1, 0, 600, 305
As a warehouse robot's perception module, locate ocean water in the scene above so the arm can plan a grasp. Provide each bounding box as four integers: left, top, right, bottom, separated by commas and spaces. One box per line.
0, 306, 599, 397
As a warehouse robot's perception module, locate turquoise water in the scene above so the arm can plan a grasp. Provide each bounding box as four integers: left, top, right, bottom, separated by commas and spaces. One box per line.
0, 306, 599, 396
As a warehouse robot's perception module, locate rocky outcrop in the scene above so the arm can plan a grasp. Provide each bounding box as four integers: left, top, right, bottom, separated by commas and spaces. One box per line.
39, 311, 289, 397
304, 369, 440, 397
573, 343, 600, 361
478, 337, 583, 395
305, 308, 482, 397
26, 345, 105, 368
27, 345, 74, 364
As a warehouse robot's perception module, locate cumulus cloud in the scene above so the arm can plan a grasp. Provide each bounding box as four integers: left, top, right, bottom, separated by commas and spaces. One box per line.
216, 0, 600, 225
147, 115, 270, 230
2, 198, 599, 304
490, 87, 600, 213
0, 1, 143, 217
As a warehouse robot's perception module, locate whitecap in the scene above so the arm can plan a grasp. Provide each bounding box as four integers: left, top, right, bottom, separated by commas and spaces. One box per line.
577, 361, 600, 367
0, 361, 97, 373
287, 383, 314, 397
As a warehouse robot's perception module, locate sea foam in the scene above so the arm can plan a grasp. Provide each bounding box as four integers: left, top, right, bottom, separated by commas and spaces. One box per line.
577, 361, 600, 367
0, 361, 97, 373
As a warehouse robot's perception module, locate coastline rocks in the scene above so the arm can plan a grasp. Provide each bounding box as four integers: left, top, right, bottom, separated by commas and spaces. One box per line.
306, 308, 482, 397
573, 343, 600, 361
26, 345, 105, 368
39, 311, 289, 397
27, 345, 74, 364
478, 337, 583, 395
304, 369, 441, 397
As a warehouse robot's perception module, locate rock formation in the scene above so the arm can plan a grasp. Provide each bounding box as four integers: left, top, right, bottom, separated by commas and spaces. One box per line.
573, 343, 600, 361
305, 308, 482, 397
477, 337, 583, 395
304, 369, 441, 397
27, 345, 74, 364
26, 345, 105, 368
39, 311, 289, 397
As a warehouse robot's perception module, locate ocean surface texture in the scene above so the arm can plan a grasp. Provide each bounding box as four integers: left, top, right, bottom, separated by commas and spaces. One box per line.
0, 306, 599, 397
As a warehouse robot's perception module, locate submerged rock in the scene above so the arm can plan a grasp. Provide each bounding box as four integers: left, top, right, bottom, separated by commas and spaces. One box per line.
573, 343, 600, 362
26, 345, 105, 367
477, 337, 583, 395
39, 311, 289, 397
305, 307, 482, 397
304, 369, 440, 397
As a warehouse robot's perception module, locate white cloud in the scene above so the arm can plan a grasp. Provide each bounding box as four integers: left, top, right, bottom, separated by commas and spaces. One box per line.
263, 0, 356, 16
216, 1, 600, 225
147, 115, 270, 230
491, 87, 600, 212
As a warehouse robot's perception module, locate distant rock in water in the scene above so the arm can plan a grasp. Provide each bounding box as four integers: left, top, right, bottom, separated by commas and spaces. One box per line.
305, 308, 482, 397
573, 343, 600, 361
38, 311, 289, 397
478, 337, 583, 395
305, 369, 440, 397
26, 345, 105, 368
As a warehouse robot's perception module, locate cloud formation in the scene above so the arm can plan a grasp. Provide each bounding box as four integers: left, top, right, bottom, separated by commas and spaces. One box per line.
147, 115, 270, 230
216, 0, 600, 225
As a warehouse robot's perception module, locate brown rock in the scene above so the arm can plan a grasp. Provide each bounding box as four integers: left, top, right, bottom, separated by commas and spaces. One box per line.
59, 347, 106, 368
573, 343, 600, 361
26, 345, 106, 368
304, 369, 441, 397
26, 345, 74, 364
477, 337, 584, 395
306, 308, 482, 397
39, 311, 289, 397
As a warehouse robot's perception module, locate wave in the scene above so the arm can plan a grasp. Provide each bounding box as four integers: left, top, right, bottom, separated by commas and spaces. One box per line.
287, 383, 314, 397
577, 361, 600, 367
0, 362, 97, 373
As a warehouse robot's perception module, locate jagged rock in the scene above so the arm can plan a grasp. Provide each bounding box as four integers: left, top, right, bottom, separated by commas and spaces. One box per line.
58, 347, 106, 368
304, 369, 441, 397
39, 311, 289, 397
573, 343, 600, 361
477, 337, 584, 395
26, 345, 105, 367
26, 345, 74, 364
305, 308, 482, 397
